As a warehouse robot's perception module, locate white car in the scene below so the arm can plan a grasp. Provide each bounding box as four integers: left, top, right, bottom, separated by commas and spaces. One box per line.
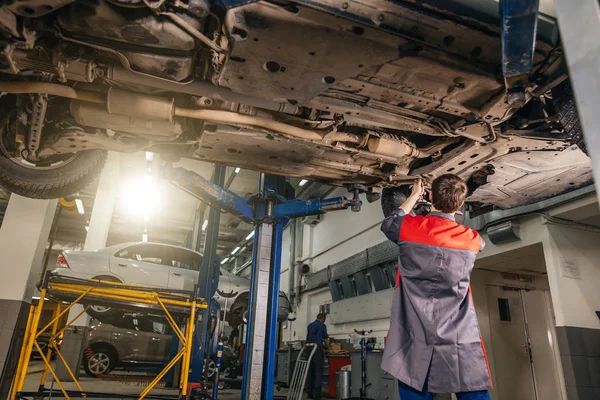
51, 242, 289, 326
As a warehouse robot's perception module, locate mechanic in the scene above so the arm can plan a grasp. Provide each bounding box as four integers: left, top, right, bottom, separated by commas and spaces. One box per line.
381, 175, 492, 400
305, 313, 332, 399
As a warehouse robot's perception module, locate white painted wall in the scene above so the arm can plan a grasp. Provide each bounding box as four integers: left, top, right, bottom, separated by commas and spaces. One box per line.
542, 224, 600, 329
281, 188, 390, 342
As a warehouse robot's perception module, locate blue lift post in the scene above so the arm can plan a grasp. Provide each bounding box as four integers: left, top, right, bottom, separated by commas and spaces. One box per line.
499, 0, 540, 106
162, 164, 361, 399
191, 165, 225, 385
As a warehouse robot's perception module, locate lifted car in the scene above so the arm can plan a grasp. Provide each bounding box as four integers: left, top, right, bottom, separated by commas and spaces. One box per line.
0, 0, 591, 213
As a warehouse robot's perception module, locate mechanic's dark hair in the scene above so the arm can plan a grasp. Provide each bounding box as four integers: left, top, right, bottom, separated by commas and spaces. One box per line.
431, 174, 467, 213
317, 313, 326, 321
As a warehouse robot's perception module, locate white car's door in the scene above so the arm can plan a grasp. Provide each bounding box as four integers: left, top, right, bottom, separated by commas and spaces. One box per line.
109, 244, 170, 288
165, 246, 202, 291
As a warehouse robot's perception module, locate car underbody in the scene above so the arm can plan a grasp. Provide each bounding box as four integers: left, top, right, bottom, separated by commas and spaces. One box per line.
0, 0, 592, 212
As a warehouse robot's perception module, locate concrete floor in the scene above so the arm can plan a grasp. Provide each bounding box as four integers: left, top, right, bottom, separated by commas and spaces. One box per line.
18, 361, 306, 399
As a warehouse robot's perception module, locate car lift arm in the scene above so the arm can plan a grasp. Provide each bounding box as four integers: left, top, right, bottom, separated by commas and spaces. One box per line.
162, 163, 362, 223
163, 163, 362, 400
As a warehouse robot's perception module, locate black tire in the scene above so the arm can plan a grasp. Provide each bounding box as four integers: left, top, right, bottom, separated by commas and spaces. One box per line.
381, 186, 409, 218
0, 148, 107, 199
551, 80, 586, 153
85, 276, 124, 322
83, 344, 118, 378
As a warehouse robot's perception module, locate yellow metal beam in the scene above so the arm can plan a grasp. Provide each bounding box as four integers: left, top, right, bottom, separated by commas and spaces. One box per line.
51, 342, 86, 396
180, 302, 197, 397
13, 291, 46, 395
11, 305, 34, 400
155, 294, 186, 343
138, 349, 186, 399
36, 288, 91, 338
10, 281, 206, 400
39, 303, 62, 387
33, 341, 72, 400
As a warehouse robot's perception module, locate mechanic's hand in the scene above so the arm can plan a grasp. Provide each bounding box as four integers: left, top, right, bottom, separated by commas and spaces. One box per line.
411, 178, 425, 198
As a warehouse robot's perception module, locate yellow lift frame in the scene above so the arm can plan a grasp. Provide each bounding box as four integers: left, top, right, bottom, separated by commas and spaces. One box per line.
11, 279, 207, 400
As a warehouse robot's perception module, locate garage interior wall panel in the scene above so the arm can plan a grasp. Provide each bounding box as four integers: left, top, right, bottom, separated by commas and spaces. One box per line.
329, 288, 394, 324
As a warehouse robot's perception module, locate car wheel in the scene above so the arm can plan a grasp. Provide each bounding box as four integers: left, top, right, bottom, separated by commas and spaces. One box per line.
87, 304, 122, 321
85, 276, 123, 321
381, 186, 409, 218
0, 136, 107, 199
83, 345, 117, 378
551, 80, 586, 153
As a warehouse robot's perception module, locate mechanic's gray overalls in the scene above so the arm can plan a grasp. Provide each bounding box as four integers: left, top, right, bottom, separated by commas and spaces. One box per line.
381, 210, 492, 393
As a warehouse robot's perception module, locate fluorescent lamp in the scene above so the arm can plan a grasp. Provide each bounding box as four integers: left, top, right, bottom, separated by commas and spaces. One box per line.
146, 152, 154, 161
75, 198, 85, 215
221, 257, 229, 265
202, 219, 209, 231
299, 179, 308, 187
234, 167, 241, 173
142, 232, 148, 242
246, 231, 255, 240
231, 246, 241, 255
121, 175, 161, 217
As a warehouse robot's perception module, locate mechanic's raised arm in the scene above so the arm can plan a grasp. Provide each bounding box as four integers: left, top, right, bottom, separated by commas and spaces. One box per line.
381, 179, 424, 243
399, 179, 424, 215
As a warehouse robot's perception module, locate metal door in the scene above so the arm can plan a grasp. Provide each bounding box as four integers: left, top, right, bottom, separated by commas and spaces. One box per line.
486, 285, 537, 400
521, 290, 564, 400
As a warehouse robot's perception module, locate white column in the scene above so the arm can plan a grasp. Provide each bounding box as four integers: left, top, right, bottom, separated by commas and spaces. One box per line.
0, 195, 58, 301
84, 151, 121, 251
68, 151, 121, 325
0, 195, 57, 395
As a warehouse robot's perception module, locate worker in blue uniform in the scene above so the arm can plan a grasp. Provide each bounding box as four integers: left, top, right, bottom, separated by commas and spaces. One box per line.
305, 313, 332, 399
381, 175, 492, 400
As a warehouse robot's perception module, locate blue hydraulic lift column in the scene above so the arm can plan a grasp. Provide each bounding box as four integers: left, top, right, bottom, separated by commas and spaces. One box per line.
189, 164, 226, 383
161, 163, 360, 397
242, 174, 289, 399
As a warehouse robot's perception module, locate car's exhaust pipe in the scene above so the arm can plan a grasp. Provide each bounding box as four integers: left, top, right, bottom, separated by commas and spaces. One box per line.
0, 81, 431, 157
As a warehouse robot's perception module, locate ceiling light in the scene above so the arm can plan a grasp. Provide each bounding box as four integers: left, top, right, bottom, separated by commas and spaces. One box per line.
121, 175, 161, 217
145, 152, 154, 161
234, 167, 241, 173
142, 232, 148, 242
221, 257, 229, 265
202, 219, 209, 231
231, 246, 241, 255
85, 225, 89, 232
299, 179, 308, 187
75, 198, 85, 215
246, 231, 255, 240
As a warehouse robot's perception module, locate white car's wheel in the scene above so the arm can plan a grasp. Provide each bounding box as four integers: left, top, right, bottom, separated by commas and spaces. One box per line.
86, 276, 123, 321
204, 359, 216, 378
